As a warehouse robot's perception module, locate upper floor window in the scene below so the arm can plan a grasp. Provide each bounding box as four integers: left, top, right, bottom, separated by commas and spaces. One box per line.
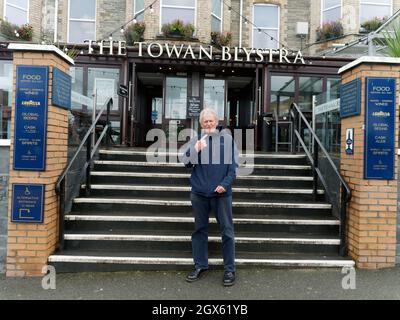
68, 0, 96, 43
4, 0, 29, 25
211, 0, 222, 32
360, 0, 392, 24
161, 0, 196, 26
252, 4, 279, 49
321, 0, 342, 24
134, 0, 145, 21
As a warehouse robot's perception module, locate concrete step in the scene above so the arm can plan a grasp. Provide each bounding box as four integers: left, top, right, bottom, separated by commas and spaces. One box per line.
99, 149, 309, 165
90, 171, 314, 188
72, 197, 332, 216
49, 250, 355, 273
81, 184, 325, 202
62, 229, 341, 255
65, 213, 339, 235
93, 160, 312, 176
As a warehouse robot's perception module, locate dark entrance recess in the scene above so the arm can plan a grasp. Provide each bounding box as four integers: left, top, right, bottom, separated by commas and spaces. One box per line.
129, 60, 260, 149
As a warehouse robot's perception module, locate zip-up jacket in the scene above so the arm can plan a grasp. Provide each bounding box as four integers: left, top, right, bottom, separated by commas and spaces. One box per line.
183, 127, 238, 197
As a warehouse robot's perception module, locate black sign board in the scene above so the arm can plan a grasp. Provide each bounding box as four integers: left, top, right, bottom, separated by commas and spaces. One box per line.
187, 96, 201, 118
118, 84, 128, 98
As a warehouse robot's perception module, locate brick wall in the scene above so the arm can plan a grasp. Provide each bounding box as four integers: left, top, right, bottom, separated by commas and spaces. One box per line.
6, 51, 70, 277
0, 146, 9, 274
97, 0, 126, 42
340, 63, 399, 269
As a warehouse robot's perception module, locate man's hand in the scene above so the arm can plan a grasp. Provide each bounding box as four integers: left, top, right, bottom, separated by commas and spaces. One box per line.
214, 185, 226, 193
194, 136, 207, 153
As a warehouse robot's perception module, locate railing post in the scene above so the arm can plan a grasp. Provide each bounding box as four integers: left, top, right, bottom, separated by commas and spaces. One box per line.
292, 108, 297, 154
339, 184, 348, 256
58, 178, 65, 251
297, 113, 302, 153
106, 100, 111, 147
313, 141, 319, 201
86, 133, 92, 196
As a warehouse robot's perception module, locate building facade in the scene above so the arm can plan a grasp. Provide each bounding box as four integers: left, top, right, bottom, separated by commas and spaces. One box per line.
1, 1, 399, 274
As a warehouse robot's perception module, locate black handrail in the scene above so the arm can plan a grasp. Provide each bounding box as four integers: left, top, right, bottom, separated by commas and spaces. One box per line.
289, 102, 351, 256
55, 98, 113, 250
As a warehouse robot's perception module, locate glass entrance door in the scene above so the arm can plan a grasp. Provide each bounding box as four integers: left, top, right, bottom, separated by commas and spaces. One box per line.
163, 76, 191, 148
203, 79, 226, 127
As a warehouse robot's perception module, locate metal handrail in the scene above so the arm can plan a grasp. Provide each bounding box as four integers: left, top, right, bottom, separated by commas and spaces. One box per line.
55, 97, 113, 250
289, 102, 351, 256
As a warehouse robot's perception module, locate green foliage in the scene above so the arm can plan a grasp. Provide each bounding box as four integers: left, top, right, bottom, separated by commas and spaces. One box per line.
0, 19, 33, 41
210, 31, 232, 47
161, 20, 195, 39
361, 17, 387, 32
316, 21, 343, 41
124, 22, 146, 45
377, 22, 400, 57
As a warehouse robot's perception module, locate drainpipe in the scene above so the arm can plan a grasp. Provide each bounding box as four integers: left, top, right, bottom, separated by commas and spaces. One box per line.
239, 0, 243, 48
54, 0, 58, 43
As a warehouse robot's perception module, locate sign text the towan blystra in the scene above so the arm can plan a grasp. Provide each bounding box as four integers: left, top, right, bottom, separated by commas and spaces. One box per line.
83, 40, 306, 64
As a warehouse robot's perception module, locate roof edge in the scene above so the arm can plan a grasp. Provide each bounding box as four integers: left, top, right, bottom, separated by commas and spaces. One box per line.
7, 43, 75, 65
338, 56, 400, 74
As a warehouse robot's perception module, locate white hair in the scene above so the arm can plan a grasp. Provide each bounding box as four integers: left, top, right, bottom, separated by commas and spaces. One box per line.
199, 107, 218, 123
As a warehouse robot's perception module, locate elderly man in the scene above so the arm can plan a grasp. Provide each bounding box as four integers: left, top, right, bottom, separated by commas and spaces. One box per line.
183, 108, 238, 286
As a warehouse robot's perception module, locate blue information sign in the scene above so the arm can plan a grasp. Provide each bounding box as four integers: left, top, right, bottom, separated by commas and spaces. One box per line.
340, 78, 361, 118
364, 77, 396, 179
11, 184, 45, 223
52, 67, 71, 110
14, 65, 49, 171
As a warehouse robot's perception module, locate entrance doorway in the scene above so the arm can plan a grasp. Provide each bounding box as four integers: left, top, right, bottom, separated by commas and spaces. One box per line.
131, 67, 257, 150
227, 76, 256, 151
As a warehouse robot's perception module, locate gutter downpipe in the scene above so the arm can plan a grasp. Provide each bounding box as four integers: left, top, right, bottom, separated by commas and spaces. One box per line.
54, 0, 58, 43
239, 0, 243, 48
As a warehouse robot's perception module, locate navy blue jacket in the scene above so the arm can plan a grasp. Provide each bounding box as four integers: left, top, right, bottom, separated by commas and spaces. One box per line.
183, 127, 238, 197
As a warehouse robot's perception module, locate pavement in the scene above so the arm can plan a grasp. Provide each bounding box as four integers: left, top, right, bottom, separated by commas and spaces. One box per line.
0, 266, 400, 300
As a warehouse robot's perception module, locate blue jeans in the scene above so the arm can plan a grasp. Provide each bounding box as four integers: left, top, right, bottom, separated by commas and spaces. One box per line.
190, 193, 235, 272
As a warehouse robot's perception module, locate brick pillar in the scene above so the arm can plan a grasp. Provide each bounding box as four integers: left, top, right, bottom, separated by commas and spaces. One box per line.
339, 58, 399, 269
6, 45, 73, 277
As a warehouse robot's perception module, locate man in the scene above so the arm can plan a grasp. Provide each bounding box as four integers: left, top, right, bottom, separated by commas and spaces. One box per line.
183, 108, 238, 287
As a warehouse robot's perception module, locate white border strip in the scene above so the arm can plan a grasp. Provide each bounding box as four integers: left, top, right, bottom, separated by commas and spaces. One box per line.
48, 255, 355, 267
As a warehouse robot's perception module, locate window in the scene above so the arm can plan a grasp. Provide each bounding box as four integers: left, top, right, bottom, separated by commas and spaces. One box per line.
68, 0, 96, 43
88, 67, 120, 111
165, 77, 187, 119
321, 0, 342, 24
70, 67, 85, 110
252, 4, 279, 49
134, 0, 145, 22
298, 76, 323, 112
4, 0, 29, 25
360, 0, 391, 24
211, 0, 222, 32
0, 61, 13, 140
161, 0, 196, 26
270, 75, 295, 117
203, 79, 225, 121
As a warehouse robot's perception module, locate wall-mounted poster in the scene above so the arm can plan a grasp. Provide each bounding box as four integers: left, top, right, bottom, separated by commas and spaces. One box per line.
14, 65, 48, 171
364, 77, 396, 179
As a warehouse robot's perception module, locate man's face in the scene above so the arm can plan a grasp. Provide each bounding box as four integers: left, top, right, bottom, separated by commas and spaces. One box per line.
200, 113, 217, 134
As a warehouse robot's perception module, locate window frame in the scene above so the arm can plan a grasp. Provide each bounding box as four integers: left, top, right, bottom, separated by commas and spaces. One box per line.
4, 0, 29, 25
359, 0, 392, 24
67, 0, 97, 43
320, 0, 342, 26
211, 0, 223, 32
159, 0, 197, 33
251, 3, 280, 50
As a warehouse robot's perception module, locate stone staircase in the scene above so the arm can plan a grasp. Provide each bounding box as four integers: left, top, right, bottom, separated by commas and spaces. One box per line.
48, 148, 355, 272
